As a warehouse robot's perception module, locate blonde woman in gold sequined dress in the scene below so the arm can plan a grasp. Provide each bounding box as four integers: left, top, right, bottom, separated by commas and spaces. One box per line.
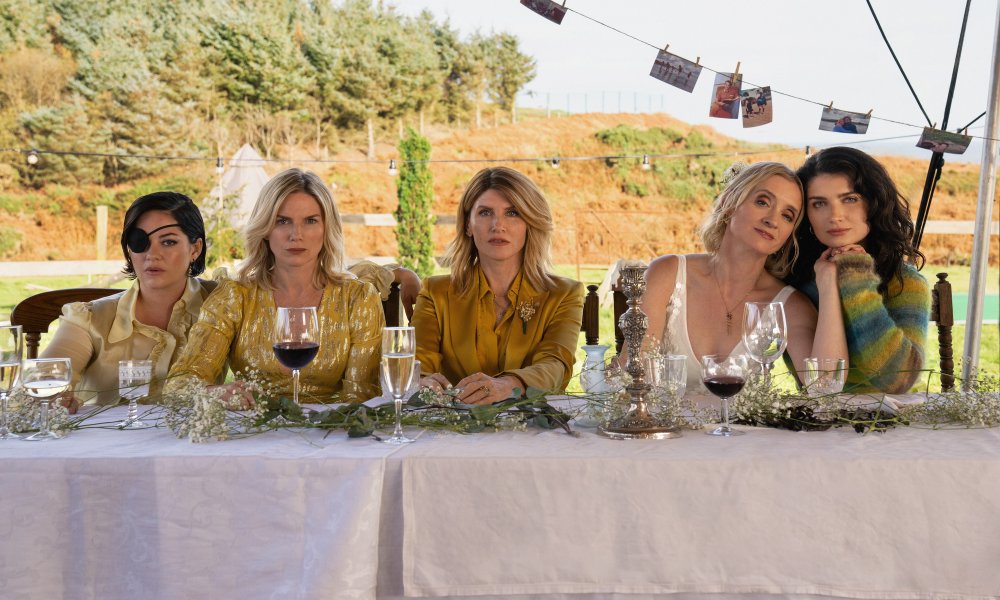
168, 168, 384, 404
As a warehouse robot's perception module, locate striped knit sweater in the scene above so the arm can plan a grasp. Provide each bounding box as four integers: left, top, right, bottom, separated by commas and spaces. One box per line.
799, 253, 930, 394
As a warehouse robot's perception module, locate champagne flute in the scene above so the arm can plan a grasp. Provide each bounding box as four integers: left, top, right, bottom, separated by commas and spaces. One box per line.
381, 326, 416, 445
701, 354, 749, 437
0, 324, 22, 440
22, 358, 71, 442
742, 302, 788, 385
273, 306, 320, 408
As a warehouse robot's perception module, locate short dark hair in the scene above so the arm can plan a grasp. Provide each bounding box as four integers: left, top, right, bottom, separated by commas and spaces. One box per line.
121, 191, 207, 279
790, 147, 924, 294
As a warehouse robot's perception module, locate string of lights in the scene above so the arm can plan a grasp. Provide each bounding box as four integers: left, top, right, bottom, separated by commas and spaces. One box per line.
1, 133, 929, 176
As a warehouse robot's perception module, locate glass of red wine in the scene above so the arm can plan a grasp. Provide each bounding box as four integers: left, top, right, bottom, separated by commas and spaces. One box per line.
701, 354, 749, 437
273, 307, 319, 408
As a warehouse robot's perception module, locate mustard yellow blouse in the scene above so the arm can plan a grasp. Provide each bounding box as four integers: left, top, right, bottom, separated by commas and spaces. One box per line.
167, 277, 384, 403
412, 266, 584, 392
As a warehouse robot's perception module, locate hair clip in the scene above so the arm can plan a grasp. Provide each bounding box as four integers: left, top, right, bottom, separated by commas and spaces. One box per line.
721, 162, 749, 185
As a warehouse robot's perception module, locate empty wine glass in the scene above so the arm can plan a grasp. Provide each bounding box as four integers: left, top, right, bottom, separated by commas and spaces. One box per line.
381, 326, 416, 445
701, 354, 749, 437
22, 358, 71, 442
118, 359, 152, 429
804, 357, 847, 398
742, 301, 788, 385
273, 306, 320, 408
0, 324, 22, 440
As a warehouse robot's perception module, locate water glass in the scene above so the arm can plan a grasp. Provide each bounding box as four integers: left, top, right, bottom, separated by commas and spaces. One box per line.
0, 324, 22, 440
22, 358, 71, 441
803, 358, 847, 397
646, 354, 687, 398
118, 359, 152, 429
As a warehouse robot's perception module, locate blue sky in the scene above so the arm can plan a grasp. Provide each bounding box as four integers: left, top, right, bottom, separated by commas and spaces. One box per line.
398, 0, 999, 162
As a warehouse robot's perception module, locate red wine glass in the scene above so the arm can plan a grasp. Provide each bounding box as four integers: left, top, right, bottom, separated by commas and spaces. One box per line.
273, 307, 319, 408
701, 354, 749, 437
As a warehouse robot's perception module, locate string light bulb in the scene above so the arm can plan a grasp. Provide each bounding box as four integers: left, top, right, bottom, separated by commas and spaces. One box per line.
26, 150, 39, 166
388, 159, 398, 176
641, 154, 651, 171
550, 158, 560, 169
215, 157, 224, 174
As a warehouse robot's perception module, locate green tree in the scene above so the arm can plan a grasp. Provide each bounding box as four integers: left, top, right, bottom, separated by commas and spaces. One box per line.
394, 128, 434, 277
486, 33, 536, 124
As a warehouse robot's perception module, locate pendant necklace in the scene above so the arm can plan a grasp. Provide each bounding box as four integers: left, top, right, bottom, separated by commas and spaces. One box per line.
712, 269, 753, 335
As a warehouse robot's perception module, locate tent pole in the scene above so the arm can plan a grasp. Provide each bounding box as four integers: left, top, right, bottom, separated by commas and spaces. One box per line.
961, 0, 1000, 388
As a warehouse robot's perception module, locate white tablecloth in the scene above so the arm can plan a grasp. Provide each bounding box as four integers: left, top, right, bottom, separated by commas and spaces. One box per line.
2, 405, 999, 600
0, 408, 399, 600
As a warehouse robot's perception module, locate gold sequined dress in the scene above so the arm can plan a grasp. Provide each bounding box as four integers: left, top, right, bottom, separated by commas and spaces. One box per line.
167, 277, 384, 403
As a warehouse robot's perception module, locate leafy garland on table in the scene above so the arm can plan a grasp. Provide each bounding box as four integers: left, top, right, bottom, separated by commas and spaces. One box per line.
160, 371, 574, 442
729, 370, 1000, 433
4, 367, 998, 441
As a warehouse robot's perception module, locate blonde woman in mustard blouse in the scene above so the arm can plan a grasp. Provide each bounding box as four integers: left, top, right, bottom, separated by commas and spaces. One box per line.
412, 167, 584, 404
168, 168, 383, 404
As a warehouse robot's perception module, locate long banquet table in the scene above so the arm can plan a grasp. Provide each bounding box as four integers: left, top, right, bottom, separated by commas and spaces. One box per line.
2, 403, 999, 600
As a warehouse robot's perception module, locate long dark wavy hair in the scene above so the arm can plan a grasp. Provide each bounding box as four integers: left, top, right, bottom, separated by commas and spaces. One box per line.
789, 147, 924, 295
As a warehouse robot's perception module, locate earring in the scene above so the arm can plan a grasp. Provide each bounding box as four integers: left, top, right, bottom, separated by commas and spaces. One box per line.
808, 225, 814, 235
187, 262, 194, 277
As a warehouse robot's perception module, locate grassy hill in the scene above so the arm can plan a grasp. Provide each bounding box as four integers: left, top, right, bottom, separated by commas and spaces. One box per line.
0, 112, 994, 268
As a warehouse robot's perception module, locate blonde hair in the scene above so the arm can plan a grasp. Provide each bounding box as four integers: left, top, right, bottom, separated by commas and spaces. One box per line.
238, 168, 346, 289
443, 167, 556, 295
699, 161, 804, 278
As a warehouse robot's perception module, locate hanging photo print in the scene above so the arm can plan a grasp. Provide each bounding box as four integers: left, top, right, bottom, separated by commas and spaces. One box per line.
520, 0, 567, 24
818, 107, 870, 134
709, 72, 742, 119
916, 127, 972, 155
741, 86, 772, 128
649, 50, 702, 93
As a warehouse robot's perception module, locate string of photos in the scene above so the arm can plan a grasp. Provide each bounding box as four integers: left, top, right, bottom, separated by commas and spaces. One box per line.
520, 0, 979, 156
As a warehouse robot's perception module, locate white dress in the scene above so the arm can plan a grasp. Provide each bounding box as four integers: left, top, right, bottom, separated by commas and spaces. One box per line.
660, 255, 795, 391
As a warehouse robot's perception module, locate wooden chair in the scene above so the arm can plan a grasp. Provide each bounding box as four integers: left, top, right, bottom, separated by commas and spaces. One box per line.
580, 285, 600, 345
930, 272, 955, 391
10, 288, 121, 359
383, 282, 402, 327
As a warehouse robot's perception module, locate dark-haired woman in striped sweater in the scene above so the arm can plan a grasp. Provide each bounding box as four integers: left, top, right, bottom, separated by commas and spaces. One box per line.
788, 147, 929, 394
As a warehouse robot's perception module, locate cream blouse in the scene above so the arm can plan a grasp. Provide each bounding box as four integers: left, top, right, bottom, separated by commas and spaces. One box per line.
40, 278, 217, 406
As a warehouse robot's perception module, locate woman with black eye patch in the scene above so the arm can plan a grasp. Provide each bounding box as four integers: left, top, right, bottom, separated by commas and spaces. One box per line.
41, 191, 218, 410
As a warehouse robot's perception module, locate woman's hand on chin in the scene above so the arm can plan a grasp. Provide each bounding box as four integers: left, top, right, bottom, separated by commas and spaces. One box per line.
828, 244, 867, 258
455, 373, 521, 405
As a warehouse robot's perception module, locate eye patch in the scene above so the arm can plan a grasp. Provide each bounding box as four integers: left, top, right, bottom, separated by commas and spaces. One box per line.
126, 223, 182, 253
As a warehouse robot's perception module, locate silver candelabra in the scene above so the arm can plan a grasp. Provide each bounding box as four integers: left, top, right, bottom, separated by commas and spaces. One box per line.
598, 262, 682, 440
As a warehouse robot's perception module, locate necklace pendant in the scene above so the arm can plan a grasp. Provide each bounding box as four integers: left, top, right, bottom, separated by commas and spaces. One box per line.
726, 312, 732, 334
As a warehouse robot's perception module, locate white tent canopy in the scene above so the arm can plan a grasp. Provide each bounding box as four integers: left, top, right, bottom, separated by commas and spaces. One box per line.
205, 143, 269, 228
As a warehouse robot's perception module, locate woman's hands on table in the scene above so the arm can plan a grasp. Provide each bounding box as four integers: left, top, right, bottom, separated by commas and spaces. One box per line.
418, 372, 523, 404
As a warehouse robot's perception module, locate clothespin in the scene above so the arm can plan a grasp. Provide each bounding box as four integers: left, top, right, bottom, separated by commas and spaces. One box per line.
561, 0, 567, 6
864, 109, 873, 119
731, 61, 741, 82
695, 57, 701, 66
827, 101, 834, 111
662, 44, 669, 53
